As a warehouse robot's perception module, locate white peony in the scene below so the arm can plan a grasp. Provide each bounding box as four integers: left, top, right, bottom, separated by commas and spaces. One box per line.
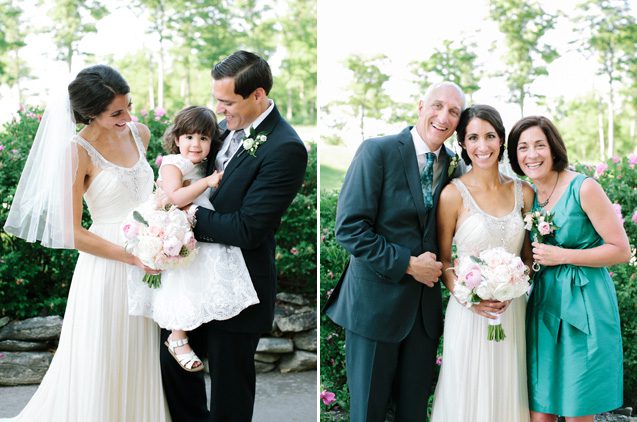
493, 283, 516, 302
135, 235, 163, 264
453, 283, 472, 305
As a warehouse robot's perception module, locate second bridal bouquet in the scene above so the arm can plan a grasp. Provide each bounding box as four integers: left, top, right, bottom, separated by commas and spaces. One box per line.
453, 247, 531, 341
122, 193, 198, 288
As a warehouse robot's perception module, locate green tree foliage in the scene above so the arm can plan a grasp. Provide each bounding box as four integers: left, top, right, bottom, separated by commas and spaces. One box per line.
411, 38, 482, 103
489, 0, 558, 116
47, 0, 107, 71
272, 0, 317, 125
573, 0, 637, 159
340, 54, 391, 141
0, 0, 30, 103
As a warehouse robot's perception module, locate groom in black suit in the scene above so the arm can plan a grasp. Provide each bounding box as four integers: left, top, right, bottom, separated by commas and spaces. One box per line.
160, 50, 308, 422
325, 82, 465, 422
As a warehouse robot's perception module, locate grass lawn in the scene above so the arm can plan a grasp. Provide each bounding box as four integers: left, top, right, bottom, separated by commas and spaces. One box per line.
320, 164, 345, 192
320, 142, 356, 192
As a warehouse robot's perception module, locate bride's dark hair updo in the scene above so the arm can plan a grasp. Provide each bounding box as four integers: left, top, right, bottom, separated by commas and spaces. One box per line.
456, 104, 506, 166
68, 65, 130, 125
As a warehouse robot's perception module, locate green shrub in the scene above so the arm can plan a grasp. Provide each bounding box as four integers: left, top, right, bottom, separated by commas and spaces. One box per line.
0, 107, 316, 317
319, 190, 350, 417
276, 143, 317, 297
575, 155, 637, 410
0, 109, 81, 318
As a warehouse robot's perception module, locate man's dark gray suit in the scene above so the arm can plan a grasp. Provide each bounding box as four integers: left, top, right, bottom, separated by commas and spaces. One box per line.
325, 126, 459, 421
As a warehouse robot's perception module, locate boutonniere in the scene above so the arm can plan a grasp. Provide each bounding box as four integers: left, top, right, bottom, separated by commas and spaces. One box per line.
448, 154, 460, 177
241, 127, 269, 157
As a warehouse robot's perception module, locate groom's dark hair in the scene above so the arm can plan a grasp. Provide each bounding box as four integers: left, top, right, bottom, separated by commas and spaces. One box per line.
212, 50, 273, 97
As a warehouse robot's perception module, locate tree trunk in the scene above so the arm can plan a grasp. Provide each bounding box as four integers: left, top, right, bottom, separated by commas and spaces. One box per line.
286, 86, 293, 120
157, 46, 165, 109
607, 83, 614, 159
360, 105, 365, 141
148, 57, 155, 110
597, 98, 605, 161
14, 49, 23, 105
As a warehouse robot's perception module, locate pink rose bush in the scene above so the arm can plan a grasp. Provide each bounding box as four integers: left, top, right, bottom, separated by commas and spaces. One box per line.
122, 192, 198, 288
453, 247, 530, 341
320, 390, 336, 406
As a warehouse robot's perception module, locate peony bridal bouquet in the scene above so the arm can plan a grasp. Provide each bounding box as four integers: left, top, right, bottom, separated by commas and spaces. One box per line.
122, 194, 197, 288
453, 247, 530, 341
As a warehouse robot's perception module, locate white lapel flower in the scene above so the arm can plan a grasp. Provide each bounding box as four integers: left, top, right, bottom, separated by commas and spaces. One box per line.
241, 127, 269, 157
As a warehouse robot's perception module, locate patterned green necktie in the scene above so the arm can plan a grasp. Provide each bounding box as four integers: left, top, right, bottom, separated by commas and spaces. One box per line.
420, 152, 435, 209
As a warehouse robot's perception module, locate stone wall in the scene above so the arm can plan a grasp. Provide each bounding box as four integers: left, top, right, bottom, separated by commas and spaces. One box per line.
0, 293, 316, 386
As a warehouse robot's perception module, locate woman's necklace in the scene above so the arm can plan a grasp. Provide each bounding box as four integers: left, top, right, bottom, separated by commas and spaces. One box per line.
537, 172, 560, 208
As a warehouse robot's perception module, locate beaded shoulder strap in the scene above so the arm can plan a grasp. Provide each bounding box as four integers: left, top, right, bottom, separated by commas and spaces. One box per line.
451, 178, 479, 214
513, 178, 524, 210
71, 135, 109, 170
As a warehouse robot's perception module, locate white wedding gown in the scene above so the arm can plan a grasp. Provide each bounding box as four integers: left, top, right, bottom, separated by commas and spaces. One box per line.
1, 123, 170, 422
431, 178, 530, 422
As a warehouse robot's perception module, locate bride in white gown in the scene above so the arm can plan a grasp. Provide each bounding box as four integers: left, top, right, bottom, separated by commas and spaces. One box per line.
2, 65, 169, 421
431, 105, 534, 422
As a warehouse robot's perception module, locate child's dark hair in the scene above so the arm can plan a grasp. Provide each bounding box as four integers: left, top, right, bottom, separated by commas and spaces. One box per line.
162, 106, 221, 156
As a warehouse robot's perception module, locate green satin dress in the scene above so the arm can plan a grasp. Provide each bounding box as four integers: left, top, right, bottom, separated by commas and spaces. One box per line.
527, 173, 623, 416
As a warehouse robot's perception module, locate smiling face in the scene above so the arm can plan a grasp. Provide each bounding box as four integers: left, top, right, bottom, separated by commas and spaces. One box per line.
176, 133, 212, 164
516, 125, 553, 179
213, 77, 263, 131
91, 94, 132, 132
415, 85, 464, 151
462, 117, 502, 170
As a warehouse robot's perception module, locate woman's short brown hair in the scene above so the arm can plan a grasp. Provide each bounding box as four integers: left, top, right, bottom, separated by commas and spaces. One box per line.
507, 116, 569, 176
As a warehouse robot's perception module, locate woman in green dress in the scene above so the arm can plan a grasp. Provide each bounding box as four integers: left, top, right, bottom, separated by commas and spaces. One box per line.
506, 116, 631, 422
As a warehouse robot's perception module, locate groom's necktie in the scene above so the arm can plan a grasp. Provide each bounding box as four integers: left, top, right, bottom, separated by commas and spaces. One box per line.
217, 129, 245, 170
420, 152, 435, 209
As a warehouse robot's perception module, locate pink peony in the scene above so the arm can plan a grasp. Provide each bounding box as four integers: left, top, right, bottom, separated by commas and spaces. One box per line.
183, 231, 196, 250
154, 106, 166, 118
463, 268, 482, 289
595, 163, 608, 176
148, 225, 163, 237
163, 236, 183, 257
122, 222, 140, 240
155, 155, 163, 167
538, 221, 552, 236
320, 390, 336, 406
632, 210, 637, 225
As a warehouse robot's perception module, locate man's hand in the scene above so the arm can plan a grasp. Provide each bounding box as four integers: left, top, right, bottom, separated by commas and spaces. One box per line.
406, 252, 443, 287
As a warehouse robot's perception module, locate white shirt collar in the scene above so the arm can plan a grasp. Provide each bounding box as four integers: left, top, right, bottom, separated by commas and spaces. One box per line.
410, 126, 441, 158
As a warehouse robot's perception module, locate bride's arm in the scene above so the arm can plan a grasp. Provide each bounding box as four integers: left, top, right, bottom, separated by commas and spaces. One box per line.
70, 145, 148, 270
436, 184, 461, 292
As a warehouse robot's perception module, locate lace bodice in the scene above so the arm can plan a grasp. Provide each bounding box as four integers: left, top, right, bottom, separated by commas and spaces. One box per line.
72, 123, 154, 224
452, 178, 525, 258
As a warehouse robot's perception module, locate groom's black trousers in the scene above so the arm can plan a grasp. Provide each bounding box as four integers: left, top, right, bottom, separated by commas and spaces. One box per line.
160, 325, 260, 422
